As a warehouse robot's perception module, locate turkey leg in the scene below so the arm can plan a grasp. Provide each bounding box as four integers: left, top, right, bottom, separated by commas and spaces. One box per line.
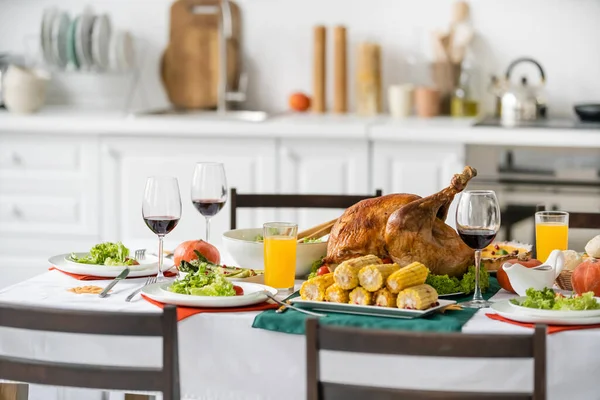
384, 166, 477, 276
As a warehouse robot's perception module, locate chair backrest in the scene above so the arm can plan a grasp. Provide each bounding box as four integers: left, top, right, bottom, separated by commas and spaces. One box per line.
536, 204, 600, 229
229, 188, 383, 229
0, 303, 179, 400
306, 319, 546, 400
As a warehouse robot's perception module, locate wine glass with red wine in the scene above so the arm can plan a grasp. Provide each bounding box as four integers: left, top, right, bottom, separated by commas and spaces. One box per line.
142, 176, 182, 282
191, 162, 227, 242
455, 190, 501, 309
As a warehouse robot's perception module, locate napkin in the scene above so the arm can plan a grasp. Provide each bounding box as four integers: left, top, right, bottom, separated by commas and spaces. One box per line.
49, 267, 177, 281
486, 313, 600, 334
142, 295, 278, 322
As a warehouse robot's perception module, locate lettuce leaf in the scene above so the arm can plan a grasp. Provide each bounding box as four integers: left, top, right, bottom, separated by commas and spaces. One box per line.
70, 242, 135, 266
169, 266, 235, 297
511, 288, 600, 310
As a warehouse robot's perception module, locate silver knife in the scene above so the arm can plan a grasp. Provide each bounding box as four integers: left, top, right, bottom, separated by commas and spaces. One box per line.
99, 268, 130, 298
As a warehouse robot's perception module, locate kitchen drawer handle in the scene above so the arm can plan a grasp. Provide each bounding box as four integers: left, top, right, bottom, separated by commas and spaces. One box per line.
11, 153, 22, 166
12, 206, 23, 219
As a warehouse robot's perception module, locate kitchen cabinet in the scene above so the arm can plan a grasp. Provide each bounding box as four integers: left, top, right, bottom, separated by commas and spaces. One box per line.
278, 139, 370, 229
372, 141, 465, 228
100, 137, 277, 247
0, 134, 100, 287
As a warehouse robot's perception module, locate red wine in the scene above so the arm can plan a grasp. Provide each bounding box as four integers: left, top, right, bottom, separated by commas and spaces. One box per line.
192, 199, 225, 217
458, 229, 497, 250
144, 216, 180, 235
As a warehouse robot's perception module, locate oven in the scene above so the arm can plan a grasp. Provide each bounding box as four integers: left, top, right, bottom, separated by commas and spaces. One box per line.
465, 145, 600, 251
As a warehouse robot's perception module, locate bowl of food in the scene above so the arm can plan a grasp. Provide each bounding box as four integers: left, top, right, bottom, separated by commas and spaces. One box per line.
222, 228, 327, 278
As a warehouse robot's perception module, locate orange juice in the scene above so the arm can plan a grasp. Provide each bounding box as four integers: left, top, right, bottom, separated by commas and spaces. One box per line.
264, 236, 297, 289
535, 223, 568, 262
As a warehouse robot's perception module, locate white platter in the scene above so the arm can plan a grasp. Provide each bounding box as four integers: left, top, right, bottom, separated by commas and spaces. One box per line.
289, 298, 456, 319
142, 281, 277, 308
491, 300, 600, 326
439, 292, 465, 298
509, 296, 600, 318
48, 253, 173, 278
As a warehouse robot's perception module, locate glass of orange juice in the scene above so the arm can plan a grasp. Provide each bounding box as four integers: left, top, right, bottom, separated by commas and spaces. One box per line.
535, 211, 569, 263
263, 222, 298, 293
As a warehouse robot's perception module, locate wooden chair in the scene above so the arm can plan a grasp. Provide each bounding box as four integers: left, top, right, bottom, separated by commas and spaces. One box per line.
536, 204, 600, 229
0, 304, 179, 400
306, 319, 547, 400
229, 188, 383, 229
534, 205, 600, 258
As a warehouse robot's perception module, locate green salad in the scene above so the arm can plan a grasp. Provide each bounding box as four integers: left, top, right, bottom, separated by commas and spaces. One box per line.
70, 242, 138, 266
170, 264, 236, 296
425, 265, 489, 295
179, 251, 262, 279
510, 288, 600, 311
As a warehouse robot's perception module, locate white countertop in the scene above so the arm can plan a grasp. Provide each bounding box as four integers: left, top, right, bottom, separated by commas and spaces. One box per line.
2, 107, 600, 147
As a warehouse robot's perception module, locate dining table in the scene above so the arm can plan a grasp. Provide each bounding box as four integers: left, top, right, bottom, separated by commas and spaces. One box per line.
1, 249, 600, 400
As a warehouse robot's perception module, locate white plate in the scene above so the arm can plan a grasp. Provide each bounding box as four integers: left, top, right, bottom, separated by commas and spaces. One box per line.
290, 298, 456, 319
91, 14, 111, 70
142, 281, 277, 308
492, 300, 600, 325
508, 296, 600, 318
41, 8, 57, 65
51, 11, 70, 69
48, 253, 173, 278
75, 12, 95, 69
111, 30, 135, 72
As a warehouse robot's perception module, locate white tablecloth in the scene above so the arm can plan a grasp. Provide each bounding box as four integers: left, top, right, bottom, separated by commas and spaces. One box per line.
1, 269, 599, 400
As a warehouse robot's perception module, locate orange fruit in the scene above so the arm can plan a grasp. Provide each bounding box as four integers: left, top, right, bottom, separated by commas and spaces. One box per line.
289, 92, 311, 112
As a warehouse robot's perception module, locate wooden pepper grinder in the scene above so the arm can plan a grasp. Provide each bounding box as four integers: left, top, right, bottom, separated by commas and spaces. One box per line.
333, 26, 347, 113
313, 25, 326, 113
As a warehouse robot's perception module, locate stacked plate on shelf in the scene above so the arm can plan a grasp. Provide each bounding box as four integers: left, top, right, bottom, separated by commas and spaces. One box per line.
41, 8, 135, 72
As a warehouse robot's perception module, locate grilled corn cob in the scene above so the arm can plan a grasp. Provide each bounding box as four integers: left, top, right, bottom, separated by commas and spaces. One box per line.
397, 284, 438, 310
373, 287, 397, 307
358, 263, 401, 292
348, 287, 373, 305
300, 273, 334, 301
325, 283, 350, 303
386, 262, 429, 294
333, 255, 382, 290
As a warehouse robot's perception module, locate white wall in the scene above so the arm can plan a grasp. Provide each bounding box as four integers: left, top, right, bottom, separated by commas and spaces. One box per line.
1, 0, 599, 116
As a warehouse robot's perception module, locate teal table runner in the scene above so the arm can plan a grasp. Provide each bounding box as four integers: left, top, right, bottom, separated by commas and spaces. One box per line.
252, 277, 500, 335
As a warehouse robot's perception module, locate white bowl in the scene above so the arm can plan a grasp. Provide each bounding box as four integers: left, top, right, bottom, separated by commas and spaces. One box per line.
222, 228, 327, 278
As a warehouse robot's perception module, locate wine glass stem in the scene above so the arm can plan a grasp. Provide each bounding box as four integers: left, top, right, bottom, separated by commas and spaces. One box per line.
205, 217, 210, 242
472, 249, 483, 302
157, 235, 165, 281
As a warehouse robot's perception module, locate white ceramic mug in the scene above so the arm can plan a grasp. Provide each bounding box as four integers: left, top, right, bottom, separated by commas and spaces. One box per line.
388, 84, 414, 118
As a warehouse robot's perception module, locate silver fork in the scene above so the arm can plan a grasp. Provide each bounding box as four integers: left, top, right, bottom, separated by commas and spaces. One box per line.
135, 249, 146, 261
125, 276, 157, 302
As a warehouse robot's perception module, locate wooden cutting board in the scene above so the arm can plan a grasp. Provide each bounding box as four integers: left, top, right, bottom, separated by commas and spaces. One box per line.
162, 0, 241, 109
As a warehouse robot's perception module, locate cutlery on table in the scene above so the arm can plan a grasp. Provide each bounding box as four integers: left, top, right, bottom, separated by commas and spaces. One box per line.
261, 291, 326, 318
134, 248, 146, 261
136, 248, 175, 260
125, 276, 157, 302
99, 268, 130, 298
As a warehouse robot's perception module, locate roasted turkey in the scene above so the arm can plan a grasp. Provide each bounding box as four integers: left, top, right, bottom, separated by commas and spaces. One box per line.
324, 166, 477, 277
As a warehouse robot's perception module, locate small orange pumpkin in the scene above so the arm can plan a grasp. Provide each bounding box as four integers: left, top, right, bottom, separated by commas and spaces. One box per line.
173, 240, 220, 268
496, 254, 542, 294
572, 258, 600, 296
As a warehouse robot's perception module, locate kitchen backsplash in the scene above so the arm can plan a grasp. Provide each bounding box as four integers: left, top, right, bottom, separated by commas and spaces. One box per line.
1, 0, 599, 116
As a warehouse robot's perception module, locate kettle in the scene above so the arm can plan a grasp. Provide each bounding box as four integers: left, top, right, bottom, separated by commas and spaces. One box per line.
500, 57, 547, 125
